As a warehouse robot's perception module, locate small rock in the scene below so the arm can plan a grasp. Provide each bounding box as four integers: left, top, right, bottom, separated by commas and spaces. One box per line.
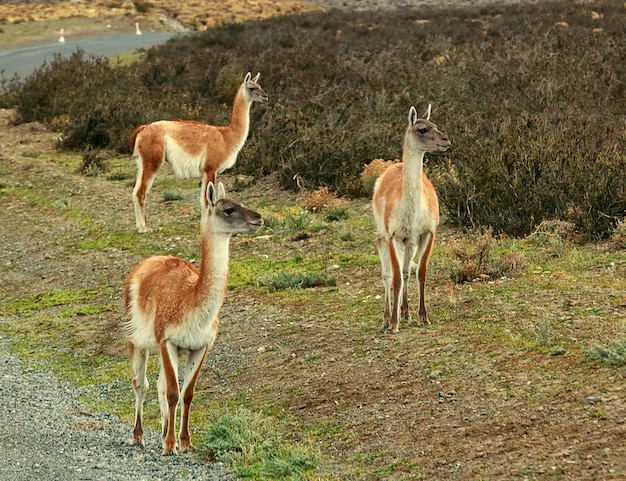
442, 344, 454, 352
550, 347, 566, 356
600, 448, 612, 457
583, 396, 602, 405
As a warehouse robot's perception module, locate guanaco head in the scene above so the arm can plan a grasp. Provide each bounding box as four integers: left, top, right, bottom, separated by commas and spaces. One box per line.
243, 72, 269, 103
202, 181, 263, 234
405, 104, 451, 153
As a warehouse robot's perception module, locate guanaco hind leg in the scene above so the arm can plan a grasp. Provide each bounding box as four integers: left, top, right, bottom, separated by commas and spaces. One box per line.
178, 346, 209, 451
132, 165, 156, 233
130, 345, 149, 447
377, 237, 393, 330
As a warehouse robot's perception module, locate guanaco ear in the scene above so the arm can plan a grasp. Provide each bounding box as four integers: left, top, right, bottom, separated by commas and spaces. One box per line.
206, 182, 217, 206
422, 104, 432, 120
217, 181, 226, 200
408, 106, 418, 126
253, 72, 260, 83
244, 72, 251, 83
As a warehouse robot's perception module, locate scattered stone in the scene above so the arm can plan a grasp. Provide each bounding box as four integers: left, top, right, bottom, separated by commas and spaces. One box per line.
583, 396, 602, 405
550, 347, 566, 356
600, 448, 612, 457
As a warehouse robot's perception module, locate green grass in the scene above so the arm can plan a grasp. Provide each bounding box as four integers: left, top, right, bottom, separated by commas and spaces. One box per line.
0, 288, 104, 316
585, 341, 626, 367
195, 408, 320, 480
258, 270, 336, 291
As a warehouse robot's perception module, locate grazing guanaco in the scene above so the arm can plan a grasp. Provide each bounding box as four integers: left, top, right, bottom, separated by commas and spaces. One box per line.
130, 72, 268, 232
372, 104, 450, 333
123, 181, 263, 455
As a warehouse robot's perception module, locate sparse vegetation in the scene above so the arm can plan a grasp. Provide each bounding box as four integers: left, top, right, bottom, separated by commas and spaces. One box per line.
448, 230, 526, 283
196, 408, 320, 480
585, 340, 626, 368
258, 270, 337, 291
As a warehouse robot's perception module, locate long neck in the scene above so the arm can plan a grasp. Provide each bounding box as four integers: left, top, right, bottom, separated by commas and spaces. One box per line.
401, 135, 426, 205
195, 229, 231, 307
227, 85, 252, 143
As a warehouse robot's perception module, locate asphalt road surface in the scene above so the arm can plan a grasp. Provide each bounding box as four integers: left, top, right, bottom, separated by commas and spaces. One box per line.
0, 32, 178, 81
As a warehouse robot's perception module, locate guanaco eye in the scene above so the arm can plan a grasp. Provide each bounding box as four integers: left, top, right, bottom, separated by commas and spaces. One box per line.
418, 127, 428, 135
224, 207, 236, 216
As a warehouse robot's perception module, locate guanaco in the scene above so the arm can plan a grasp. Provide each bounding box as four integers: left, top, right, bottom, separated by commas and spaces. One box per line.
130, 72, 268, 232
123, 181, 263, 454
372, 104, 450, 333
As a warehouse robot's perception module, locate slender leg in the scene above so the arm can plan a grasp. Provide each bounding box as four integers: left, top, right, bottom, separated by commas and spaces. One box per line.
130, 344, 149, 446
401, 240, 418, 320
388, 237, 403, 334
132, 165, 156, 234
179, 346, 209, 452
377, 237, 393, 330
158, 341, 180, 455
416, 232, 435, 326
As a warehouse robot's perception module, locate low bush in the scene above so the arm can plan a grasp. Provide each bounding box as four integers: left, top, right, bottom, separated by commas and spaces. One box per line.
585, 341, 626, 368
2, 1, 625, 238
448, 231, 526, 283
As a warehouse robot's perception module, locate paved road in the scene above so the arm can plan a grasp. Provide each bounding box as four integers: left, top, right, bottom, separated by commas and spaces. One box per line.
0, 32, 178, 81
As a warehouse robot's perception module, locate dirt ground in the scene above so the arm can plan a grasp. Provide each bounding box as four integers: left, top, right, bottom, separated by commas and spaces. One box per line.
1, 2, 625, 480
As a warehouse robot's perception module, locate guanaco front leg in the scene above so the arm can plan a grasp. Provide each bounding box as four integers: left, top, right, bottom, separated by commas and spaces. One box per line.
158, 341, 180, 455
416, 232, 435, 326
388, 238, 403, 334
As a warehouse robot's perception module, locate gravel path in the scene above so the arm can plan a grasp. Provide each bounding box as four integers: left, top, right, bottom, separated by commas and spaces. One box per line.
0, 335, 232, 481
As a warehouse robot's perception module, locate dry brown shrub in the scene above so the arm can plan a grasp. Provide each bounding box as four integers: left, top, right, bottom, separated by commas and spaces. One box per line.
360, 158, 398, 196
449, 231, 526, 283
298, 186, 346, 213
610, 218, 626, 248
529, 220, 578, 242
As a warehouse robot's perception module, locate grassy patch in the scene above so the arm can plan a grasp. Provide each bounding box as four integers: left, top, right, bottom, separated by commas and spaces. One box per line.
196, 408, 320, 480
585, 340, 626, 367
0, 288, 103, 316
258, 270, 337, 291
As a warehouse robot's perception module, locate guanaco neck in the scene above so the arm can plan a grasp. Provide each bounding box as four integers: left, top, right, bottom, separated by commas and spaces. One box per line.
195, 227, 231, 307
401, 135, 426, 208
226, 85, 252, 150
